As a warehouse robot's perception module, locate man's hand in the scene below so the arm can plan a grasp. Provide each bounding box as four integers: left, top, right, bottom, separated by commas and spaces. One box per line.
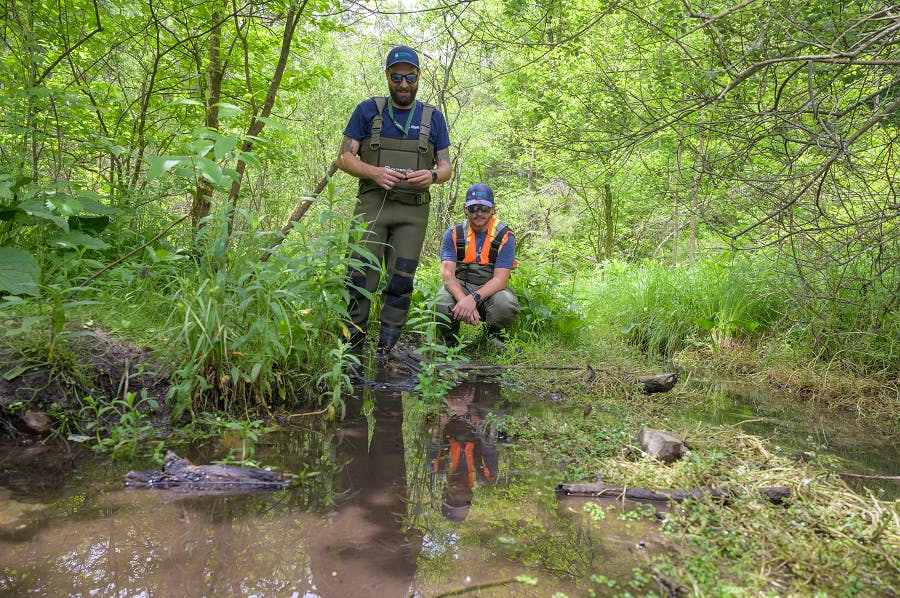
404, 168, 433, 189
373, 166, 408, 191
451, 294, 481, 325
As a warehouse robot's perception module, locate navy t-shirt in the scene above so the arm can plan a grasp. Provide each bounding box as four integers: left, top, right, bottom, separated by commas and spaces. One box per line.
344, 98, 451, 151
440, 227, 516, 270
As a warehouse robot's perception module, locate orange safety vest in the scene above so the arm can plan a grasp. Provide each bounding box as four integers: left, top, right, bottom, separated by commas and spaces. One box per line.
431, 439, 496, 488
451, 217, 518, 267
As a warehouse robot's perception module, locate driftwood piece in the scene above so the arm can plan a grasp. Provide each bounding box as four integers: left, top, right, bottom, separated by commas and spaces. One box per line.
556, 481, 790, 504
124, 451, 292, 491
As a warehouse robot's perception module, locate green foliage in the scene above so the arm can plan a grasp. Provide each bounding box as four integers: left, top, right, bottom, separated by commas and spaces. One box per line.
407, 276, 466, 405
196, 411, 268, 464
164, 199, 363, 420
508, 257, 587, 347
316, 344, 356, 421
585, 255, 784, 357
69, 390, 158, 461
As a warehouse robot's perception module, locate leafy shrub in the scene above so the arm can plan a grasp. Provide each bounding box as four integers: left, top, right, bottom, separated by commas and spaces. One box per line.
165, 199, 368, 420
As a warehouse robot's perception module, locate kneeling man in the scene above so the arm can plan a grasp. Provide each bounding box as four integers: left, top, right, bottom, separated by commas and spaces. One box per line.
434, 183, 520, 347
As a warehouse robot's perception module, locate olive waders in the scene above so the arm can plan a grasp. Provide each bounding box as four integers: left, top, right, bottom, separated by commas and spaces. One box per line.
347, 97, 436, 352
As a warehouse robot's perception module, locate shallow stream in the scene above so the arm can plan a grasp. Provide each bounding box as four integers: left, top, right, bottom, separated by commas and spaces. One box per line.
1, 365, 896, 596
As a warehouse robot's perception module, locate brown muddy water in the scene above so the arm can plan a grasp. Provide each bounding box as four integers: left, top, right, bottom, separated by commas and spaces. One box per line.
0, 368, 664, 597
1, 367, 896, 596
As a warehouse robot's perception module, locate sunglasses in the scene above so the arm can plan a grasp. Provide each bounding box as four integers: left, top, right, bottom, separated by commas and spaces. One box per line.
466, 204, 492, 214
389, 72, 419, 85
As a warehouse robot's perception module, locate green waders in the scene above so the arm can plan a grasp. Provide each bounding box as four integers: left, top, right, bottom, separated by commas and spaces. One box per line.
347, 188, 431, 351
346, 97, 437, 351
434, 263, 520, 345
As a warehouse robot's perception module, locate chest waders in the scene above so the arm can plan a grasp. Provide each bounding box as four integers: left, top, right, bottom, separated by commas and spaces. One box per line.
347, 97, 438, 351
434, 220, 521, 345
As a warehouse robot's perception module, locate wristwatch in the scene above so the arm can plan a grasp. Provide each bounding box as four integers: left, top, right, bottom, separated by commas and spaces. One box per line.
430, 169, 438, 183
472, 292, 482, 304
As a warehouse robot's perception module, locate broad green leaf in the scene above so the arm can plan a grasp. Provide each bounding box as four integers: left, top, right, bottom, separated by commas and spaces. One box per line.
72, 191, 119, 215
5, 316, 43, 336
187, 138, 215, 156
214, 102, 242, 117
254, 115, 288, 132
172, 98, 204, 106
69, 215, 110, 234
18, 198, 68, 230
213, 135, 238, 159
146, 156, 187, 182
194, 157, 227, 187
49, 230, 110, 250
146, 246, 187, 263
695, 317, 716, 331
47, 195, 83, 217
4, 365, 30, 381
0, 247, 40, 296
234, 149, 260, 168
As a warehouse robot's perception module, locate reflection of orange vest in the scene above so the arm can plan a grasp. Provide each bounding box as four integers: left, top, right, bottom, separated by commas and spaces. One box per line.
451, 217, 518, 267
432, 439, 496, 489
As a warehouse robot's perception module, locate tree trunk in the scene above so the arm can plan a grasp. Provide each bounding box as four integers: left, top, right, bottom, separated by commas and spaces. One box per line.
603, 182, 614, 259
190, 6, 225, 228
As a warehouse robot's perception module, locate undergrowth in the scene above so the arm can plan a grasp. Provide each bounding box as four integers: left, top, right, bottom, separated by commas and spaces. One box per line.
493, 366, 899, 596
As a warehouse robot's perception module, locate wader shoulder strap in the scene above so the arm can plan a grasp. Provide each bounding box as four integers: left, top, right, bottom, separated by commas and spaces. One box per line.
454, 222, 467, 262
488, 223, 510, 264
419, 103, 435, 153
370, 96, 387, 150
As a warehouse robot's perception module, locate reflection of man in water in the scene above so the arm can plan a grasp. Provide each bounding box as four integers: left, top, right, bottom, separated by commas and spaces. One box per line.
429, 384, 499, 522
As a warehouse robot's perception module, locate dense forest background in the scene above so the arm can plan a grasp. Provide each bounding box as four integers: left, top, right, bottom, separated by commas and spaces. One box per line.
1, 0, 898, 411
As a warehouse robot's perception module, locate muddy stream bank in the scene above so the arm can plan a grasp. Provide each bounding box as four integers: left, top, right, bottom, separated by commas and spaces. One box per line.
1, 364, 896, 596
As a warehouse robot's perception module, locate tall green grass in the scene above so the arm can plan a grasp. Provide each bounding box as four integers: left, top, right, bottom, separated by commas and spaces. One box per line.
579, 254, 785, 358
164, 200, 366, 421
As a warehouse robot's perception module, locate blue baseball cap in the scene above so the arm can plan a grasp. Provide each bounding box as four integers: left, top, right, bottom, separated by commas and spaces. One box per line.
385, 45, 420, 69
464, 183, 494, 207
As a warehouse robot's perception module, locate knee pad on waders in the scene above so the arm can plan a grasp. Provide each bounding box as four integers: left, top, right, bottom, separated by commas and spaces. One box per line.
384, 257, 418, 311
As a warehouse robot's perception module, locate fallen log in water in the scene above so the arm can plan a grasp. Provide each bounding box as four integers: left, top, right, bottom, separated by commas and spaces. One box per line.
124, 451, 292, 491
556, 481, 790, 504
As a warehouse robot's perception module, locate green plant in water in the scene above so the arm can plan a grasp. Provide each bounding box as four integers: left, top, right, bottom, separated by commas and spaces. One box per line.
316, 344, 356, 421
221, 418, 265, 464
197, 411, 267, 465
405, 284, 464, 406
69, 390, 158, 460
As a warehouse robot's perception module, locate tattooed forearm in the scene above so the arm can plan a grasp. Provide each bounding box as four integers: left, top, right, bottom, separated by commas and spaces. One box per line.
339, 136, 359, 157
435, 147, 450, 165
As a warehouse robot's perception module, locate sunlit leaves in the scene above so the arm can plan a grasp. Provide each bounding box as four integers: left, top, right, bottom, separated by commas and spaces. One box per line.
0, 247, 40, 296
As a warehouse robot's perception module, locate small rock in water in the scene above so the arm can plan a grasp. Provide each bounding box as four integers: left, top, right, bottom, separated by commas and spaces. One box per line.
22, 411, 52, 435
636, 427, 687, 463
0, 496, 45, 527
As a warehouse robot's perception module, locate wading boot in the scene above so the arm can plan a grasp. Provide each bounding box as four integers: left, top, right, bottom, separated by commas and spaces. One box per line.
376, 326, 401, 361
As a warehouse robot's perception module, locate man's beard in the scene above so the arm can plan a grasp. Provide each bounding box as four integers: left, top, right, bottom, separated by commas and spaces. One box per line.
389, 85, 417, 108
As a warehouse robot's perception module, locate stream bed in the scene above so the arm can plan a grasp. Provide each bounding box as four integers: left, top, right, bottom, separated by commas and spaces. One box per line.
1, 364, 896, 596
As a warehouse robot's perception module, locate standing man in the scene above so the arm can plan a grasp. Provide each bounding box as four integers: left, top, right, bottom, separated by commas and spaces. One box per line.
434, 183, 520, 348
337, 45, 452, 357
